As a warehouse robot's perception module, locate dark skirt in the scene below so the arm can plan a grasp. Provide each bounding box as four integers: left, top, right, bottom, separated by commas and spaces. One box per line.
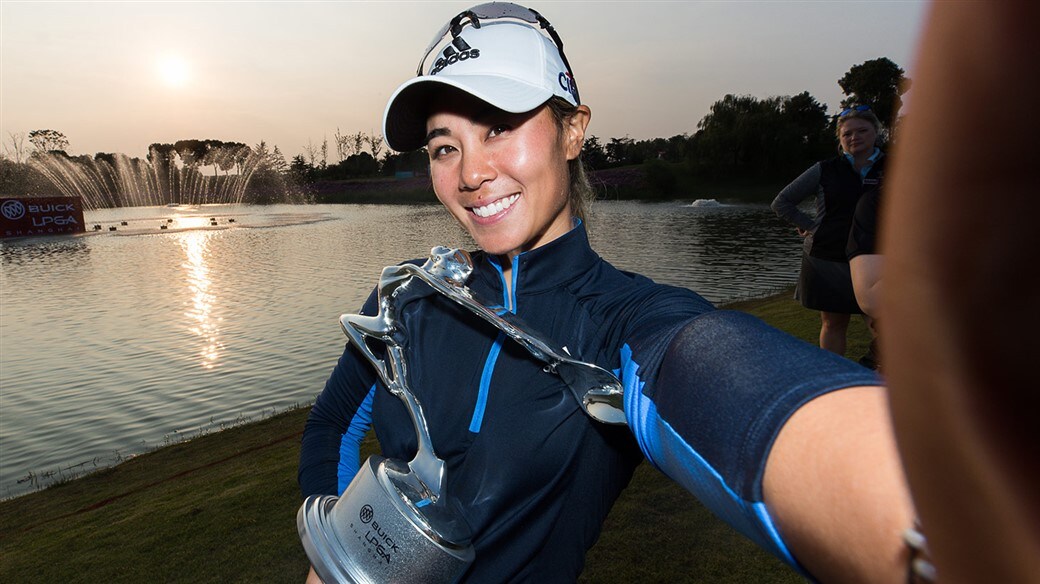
795, 252, 864, 314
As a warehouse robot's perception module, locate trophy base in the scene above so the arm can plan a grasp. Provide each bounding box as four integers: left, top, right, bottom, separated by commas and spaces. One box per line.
298, 456, 474, 584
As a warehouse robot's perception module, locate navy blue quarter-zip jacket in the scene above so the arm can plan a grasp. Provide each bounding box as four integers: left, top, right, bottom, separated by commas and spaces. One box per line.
299, 222, 879, 581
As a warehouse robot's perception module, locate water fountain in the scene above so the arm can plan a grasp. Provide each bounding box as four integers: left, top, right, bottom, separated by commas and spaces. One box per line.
28, 144, 309, 211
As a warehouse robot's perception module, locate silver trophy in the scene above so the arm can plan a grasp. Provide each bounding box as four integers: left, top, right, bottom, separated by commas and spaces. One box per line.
298, 247, 626, 584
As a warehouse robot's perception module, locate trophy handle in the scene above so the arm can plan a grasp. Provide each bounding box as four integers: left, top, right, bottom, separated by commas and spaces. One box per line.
334, 245, 626, 504
395, 250, 627, 426
339, 314, 447, 501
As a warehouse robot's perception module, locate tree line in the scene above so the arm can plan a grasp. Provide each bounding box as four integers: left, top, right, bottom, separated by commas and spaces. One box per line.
580, 57, 908, 183
1, 58, 908, 202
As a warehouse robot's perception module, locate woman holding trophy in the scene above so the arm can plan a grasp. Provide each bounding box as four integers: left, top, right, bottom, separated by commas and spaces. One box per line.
298, 4, 916, 582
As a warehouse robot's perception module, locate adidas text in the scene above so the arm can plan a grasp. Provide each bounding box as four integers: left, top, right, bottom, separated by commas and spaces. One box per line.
431, 49, 480, 74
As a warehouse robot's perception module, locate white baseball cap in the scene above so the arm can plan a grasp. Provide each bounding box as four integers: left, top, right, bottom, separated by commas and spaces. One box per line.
383, 19, 579, 152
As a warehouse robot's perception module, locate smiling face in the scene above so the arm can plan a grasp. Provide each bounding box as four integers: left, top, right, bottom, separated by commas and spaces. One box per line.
838, 117, 879, 157
425, 90, 589, 260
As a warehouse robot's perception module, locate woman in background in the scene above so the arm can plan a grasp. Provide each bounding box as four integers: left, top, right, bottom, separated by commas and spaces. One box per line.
772, 108, 884, 364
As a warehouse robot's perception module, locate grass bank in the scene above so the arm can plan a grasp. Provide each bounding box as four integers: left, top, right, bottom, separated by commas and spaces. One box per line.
0, 290, 870, 583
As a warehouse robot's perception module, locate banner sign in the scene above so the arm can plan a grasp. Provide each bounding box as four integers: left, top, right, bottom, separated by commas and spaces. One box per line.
1, 196, 86, 238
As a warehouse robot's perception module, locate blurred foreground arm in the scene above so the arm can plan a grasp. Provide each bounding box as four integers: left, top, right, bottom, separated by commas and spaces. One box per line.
883, 2, 1040, 582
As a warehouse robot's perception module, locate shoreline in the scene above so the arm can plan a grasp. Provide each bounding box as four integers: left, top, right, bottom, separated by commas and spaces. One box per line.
305, 166, 784, 205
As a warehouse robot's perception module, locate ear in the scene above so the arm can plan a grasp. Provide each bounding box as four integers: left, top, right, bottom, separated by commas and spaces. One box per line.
563, 105, 591, 161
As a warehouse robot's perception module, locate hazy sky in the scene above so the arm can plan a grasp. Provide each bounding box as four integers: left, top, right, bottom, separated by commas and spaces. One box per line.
1, 1, 929, 160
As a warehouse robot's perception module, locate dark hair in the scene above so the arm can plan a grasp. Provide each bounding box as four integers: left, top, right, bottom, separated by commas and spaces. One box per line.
544, 97, 595, 223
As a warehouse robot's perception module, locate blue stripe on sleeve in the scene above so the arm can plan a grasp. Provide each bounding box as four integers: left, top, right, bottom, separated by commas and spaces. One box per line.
337, 383, 376, 495
619, 343, 806, 575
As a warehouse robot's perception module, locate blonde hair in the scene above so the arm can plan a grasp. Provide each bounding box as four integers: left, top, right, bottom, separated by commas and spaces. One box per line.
545, 97, 595, 223
836, 108, 882, 137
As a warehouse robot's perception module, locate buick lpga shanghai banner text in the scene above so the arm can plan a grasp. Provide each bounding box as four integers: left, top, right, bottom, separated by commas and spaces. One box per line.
1, 196, 86, 238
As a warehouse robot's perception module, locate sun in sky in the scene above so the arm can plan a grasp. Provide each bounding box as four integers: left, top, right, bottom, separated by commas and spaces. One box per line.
157, 55, 190, 88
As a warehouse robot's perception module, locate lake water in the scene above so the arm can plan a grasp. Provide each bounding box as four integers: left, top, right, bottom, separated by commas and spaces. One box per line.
0, 201, 801, 499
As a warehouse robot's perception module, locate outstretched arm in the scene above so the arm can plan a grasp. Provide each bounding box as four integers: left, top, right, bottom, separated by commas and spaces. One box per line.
764, 385, 913, 583
883, 1, 1040, 582
627, 308, 914, 582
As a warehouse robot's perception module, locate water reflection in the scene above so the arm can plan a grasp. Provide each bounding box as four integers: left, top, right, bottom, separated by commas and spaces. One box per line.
172, 214, 218, 231
0, 237, 91, 267
179, 231, 223, 369
0, 202, 802, 499
588, 202, 801, 303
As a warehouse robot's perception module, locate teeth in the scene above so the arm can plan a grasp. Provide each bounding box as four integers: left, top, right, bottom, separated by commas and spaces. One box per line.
472, 194, 519, 218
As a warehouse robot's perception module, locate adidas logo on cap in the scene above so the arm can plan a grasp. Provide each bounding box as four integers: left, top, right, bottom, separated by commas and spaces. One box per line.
430, 37, 481, 75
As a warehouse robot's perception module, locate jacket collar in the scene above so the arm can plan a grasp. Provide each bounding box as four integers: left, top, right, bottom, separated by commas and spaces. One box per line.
842, 147, 883, 165
474, 219, 600, 295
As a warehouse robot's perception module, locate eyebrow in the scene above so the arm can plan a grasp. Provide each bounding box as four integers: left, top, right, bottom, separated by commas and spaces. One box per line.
424, 127, 451, 146
424, 103, 515, 146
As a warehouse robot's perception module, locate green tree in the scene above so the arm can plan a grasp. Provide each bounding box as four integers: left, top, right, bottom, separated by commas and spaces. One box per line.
838, 57, 910, 132
663, 134, 694, 163
365, 133, 384, 162
216, 142, 251, 175
251, 141, 288, 173
690, 92, 832, 179
781, 91, 834, 168
3, 132, 28, 163
581, 135, 608, 170
606, 136, 641, 167
290, 154, 314, 182
28, 129, 69, 155
644, 160, 677, 197
173, 139, 207, 166
147, 143, 176, 165
245, 141, 294, 204
392, 149, 429, 176
0, 158, 53, 196
342, 152, 380, 177
694, 94, 782, 177
352, 133, 365, 159
784, 93, 830, 145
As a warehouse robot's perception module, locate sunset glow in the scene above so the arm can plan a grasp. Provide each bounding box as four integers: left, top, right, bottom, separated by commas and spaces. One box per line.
1, 2, 929, 160
158, 55, 190, 88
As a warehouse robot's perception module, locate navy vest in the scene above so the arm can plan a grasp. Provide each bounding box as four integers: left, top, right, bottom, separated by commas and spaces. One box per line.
812, 153, 886, 261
